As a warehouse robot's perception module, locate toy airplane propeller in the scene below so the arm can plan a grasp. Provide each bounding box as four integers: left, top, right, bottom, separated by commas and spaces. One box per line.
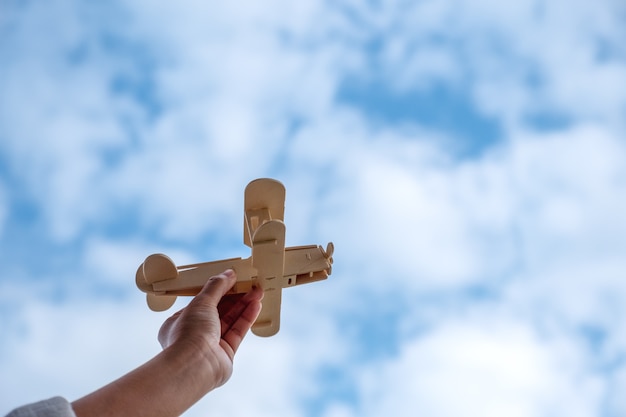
135, 178, 334, 337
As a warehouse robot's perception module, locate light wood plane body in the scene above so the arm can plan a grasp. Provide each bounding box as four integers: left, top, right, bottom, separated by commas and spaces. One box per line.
136, 178, 334, 337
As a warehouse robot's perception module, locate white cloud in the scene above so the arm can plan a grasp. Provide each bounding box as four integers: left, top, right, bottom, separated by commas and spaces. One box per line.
306, 121, 626, 293
0, 285, 163, 411
607, 364, 626, 415
507, 126, 626, 270
353, 314, 604, 417
0, 0, 347, 244
82, 238, 177, 286
346, 0, 626, 128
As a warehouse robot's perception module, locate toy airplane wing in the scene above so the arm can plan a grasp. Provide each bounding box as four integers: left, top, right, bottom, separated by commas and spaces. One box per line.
136, 254, 256, 312
244, 178, 285, 247
249, 219, 285, 336
135, 178, 333, 337
244, 179, 286, 336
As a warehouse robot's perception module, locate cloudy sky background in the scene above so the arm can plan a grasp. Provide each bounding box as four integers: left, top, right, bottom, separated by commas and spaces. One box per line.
1, 0, 626, 415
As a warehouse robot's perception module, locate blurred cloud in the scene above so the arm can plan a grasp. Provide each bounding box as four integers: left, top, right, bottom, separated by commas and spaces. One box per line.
1, 0, 626, 416
355, 314, 604, 417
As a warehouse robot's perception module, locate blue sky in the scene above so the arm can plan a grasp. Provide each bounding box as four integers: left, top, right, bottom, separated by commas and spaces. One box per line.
1, 0, 626, 416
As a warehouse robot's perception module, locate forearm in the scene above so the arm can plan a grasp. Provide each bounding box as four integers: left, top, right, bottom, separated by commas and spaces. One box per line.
70, 272, 261, 417
71, 343, 218, 417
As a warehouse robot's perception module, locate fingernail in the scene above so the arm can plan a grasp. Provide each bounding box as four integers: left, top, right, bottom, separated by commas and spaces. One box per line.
223, 269, 235, 278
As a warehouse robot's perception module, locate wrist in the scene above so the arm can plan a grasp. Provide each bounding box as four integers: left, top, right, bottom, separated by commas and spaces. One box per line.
163, 338, 227, 393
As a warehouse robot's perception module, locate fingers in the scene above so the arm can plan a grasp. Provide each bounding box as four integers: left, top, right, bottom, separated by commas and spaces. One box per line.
217, 293, 243, 318
219, 285, 263, 337
186, 269, 263, 359
191, 269, 238, 309
220, 286, 263, 359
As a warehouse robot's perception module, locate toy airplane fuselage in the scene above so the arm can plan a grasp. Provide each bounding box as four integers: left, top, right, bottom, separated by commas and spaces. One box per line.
135, 178, 334, 337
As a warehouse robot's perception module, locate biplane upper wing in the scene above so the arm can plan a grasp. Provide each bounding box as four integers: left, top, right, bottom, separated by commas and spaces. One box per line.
244, 178, 285, 248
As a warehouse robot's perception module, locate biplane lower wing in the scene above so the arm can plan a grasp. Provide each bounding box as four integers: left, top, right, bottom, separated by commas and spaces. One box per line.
138, 254, 257, 311
154, 258, 257, 296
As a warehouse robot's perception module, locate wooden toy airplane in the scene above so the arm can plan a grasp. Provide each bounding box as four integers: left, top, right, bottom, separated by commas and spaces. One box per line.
135, 178, 334, 337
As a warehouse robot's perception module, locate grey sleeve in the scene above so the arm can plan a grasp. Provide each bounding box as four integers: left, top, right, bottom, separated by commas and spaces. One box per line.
5, 397, 76, 417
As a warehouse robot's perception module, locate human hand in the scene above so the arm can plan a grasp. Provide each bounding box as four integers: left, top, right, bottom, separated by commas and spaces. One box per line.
158, 269, 263, 388
71, 269, 262, 417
